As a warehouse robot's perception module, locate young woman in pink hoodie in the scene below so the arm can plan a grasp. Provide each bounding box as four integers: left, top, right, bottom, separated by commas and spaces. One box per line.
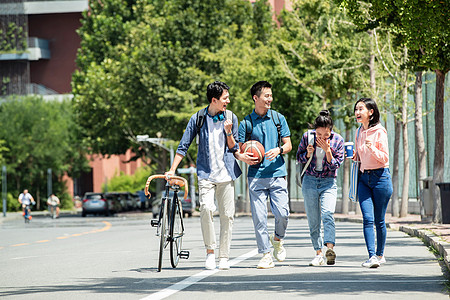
354, 98, 393, 268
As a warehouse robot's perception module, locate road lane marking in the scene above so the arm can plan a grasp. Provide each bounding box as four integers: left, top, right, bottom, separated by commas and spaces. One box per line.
141, 248, 258, 300
2, 221, 112, 249
11, 243, 30, 247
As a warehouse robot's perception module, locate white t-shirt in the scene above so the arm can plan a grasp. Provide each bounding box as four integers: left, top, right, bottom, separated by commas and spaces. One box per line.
47, 195, 60, 206
206, 117, 232, 183
19, 193, 33, 205
315, 147, 326, 171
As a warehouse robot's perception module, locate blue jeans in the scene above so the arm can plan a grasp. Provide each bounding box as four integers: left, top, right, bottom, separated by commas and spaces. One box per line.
358, 168, 393, 258
248, 177, 290, 254
302, 175, 337, 251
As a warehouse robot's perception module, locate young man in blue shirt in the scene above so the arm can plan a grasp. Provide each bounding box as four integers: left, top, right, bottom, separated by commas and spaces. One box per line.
238, 81, 292, 269
165, 81, 242, 270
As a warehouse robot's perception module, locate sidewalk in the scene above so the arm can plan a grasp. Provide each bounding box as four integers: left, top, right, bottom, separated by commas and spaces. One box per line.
335, 212, 450, 272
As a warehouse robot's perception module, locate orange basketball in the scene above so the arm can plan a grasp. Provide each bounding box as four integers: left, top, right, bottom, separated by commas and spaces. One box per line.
241, 140, 265, 164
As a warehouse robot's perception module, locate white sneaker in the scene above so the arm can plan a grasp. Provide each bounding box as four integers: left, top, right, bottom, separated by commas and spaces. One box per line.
378, 256, 386, 264
257, 252, 275, 269
309, 255, 325, 266
325, 248, 336, 265
218, 258, 230, 270
270, 234, 286, 262
362, 256, 380, 268
205, 253, 216, 270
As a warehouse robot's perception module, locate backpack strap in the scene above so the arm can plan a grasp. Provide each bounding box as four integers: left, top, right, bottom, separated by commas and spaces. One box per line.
244, 114, 253, 142
225, 110, 232, 121
195, 107, 208, 144
271, 110, 282, 147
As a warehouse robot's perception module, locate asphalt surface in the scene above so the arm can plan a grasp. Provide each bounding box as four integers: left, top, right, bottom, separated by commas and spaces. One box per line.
0, 212, 448, 299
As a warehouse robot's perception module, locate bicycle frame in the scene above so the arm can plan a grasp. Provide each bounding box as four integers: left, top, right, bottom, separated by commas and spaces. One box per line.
145, 174, 190, 272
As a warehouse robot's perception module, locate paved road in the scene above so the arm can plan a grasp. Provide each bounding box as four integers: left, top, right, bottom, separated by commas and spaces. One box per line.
0, 214, 448, 299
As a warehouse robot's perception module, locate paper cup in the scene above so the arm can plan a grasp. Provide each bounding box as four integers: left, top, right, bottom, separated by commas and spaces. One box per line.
344, 142, 354, 158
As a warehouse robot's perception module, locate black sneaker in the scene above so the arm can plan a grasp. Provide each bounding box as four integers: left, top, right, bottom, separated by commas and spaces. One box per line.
325, 248, 336, 265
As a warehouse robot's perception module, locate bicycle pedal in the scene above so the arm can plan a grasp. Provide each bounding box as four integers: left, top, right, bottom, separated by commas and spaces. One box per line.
150, 219, 159, 227
179, 250, 190, 259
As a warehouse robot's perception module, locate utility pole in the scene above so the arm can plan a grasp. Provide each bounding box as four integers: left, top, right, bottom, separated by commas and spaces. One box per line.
2, 166, 6, 217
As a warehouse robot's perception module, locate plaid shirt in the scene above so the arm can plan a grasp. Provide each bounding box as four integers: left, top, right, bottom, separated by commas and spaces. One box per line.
296, 130, 344, 178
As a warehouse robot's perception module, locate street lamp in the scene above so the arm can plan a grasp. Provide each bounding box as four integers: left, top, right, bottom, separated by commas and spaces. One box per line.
136, 134, 174, 166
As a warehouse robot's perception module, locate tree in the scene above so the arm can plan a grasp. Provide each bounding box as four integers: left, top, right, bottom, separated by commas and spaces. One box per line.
336, 0, 449, 221
0, 96, 89, 209
72, 0, 269, 163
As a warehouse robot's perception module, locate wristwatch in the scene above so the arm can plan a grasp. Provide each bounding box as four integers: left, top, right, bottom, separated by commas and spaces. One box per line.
279, 146, 283, 154
226, 132, 233, 137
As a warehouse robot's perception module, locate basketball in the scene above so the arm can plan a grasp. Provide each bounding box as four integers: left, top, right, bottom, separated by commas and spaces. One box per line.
241, 140, 265, 164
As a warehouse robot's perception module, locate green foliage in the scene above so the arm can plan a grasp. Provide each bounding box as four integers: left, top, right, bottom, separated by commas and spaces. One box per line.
0, 96, 90, 207
72, 0, 274, 161
0, 193, 20, 212
0, 21, 27, 53
104, 166, 155, 193
336, 0, 450, 73
272, 0, 370, 140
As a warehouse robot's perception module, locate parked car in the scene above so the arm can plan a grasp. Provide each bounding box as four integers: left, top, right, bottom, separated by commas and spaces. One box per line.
104, 192, 123, 214
82, 192, 108, 217
116, 192, 139, 211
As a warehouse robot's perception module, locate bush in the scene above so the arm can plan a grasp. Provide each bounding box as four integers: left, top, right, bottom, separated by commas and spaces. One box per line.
104, 166, 154, 193
0, 192, 20, 212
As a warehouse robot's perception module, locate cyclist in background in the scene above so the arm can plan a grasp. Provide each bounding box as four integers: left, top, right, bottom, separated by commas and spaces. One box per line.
47, 193, 61, 218
18, 189, 35, 219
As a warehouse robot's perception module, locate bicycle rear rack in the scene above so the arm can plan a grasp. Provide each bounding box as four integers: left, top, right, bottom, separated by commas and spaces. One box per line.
179, 250, 190, 259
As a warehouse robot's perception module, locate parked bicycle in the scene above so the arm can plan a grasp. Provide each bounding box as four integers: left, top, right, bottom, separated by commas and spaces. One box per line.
145, 174, 190, 272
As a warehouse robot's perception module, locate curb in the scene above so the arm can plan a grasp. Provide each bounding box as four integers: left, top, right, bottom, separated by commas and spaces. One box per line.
398, 225, 450, 272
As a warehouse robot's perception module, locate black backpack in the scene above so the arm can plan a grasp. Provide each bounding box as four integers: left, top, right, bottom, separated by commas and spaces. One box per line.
243, 110, 282, 147
195, 107, 232, 144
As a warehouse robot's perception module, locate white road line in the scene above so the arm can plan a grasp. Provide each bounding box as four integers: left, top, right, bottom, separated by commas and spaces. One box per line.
194, 279, 444, 284
141, 248, 259, 300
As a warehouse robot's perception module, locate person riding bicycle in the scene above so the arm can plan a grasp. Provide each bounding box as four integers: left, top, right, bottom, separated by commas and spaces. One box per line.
47, 193, 61, 218
18, 189, 35, 219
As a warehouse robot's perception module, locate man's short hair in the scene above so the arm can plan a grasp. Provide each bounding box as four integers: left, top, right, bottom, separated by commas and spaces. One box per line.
207, 81, 230, 103
250, 81, 272, 99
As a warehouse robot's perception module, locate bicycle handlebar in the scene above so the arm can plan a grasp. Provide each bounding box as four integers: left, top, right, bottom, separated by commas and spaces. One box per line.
144, 174, 189, 200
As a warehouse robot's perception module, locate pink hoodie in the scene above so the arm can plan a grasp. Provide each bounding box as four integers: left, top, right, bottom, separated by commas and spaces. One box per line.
354, 123, 389, 172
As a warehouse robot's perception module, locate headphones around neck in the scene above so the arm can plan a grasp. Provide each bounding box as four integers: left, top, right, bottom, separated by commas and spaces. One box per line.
212, 112, 225, 123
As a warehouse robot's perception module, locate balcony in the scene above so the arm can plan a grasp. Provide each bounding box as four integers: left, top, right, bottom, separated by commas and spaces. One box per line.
0, 0, 88, 15
0, 37, 50, 61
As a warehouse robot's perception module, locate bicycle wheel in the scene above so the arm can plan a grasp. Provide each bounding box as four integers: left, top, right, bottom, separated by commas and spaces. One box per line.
170, 197, 184, 268
158, 198, 169, 272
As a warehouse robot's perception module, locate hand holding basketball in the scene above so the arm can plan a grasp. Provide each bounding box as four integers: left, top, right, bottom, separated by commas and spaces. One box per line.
241, 140, 265, 164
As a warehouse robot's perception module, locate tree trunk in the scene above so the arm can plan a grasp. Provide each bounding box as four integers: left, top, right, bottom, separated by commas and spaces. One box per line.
368, 30, 376, 99
391, 118, 401, 217
341, 128, 351, 214
433, 70, 445, 223
400, 61, 410, 217
414, 71, 427, 220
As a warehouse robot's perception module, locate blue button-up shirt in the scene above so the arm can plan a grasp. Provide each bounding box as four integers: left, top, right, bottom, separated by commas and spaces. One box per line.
238, 109, 291, 178
176, 110, 242, 181
296, 130, 344, 178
